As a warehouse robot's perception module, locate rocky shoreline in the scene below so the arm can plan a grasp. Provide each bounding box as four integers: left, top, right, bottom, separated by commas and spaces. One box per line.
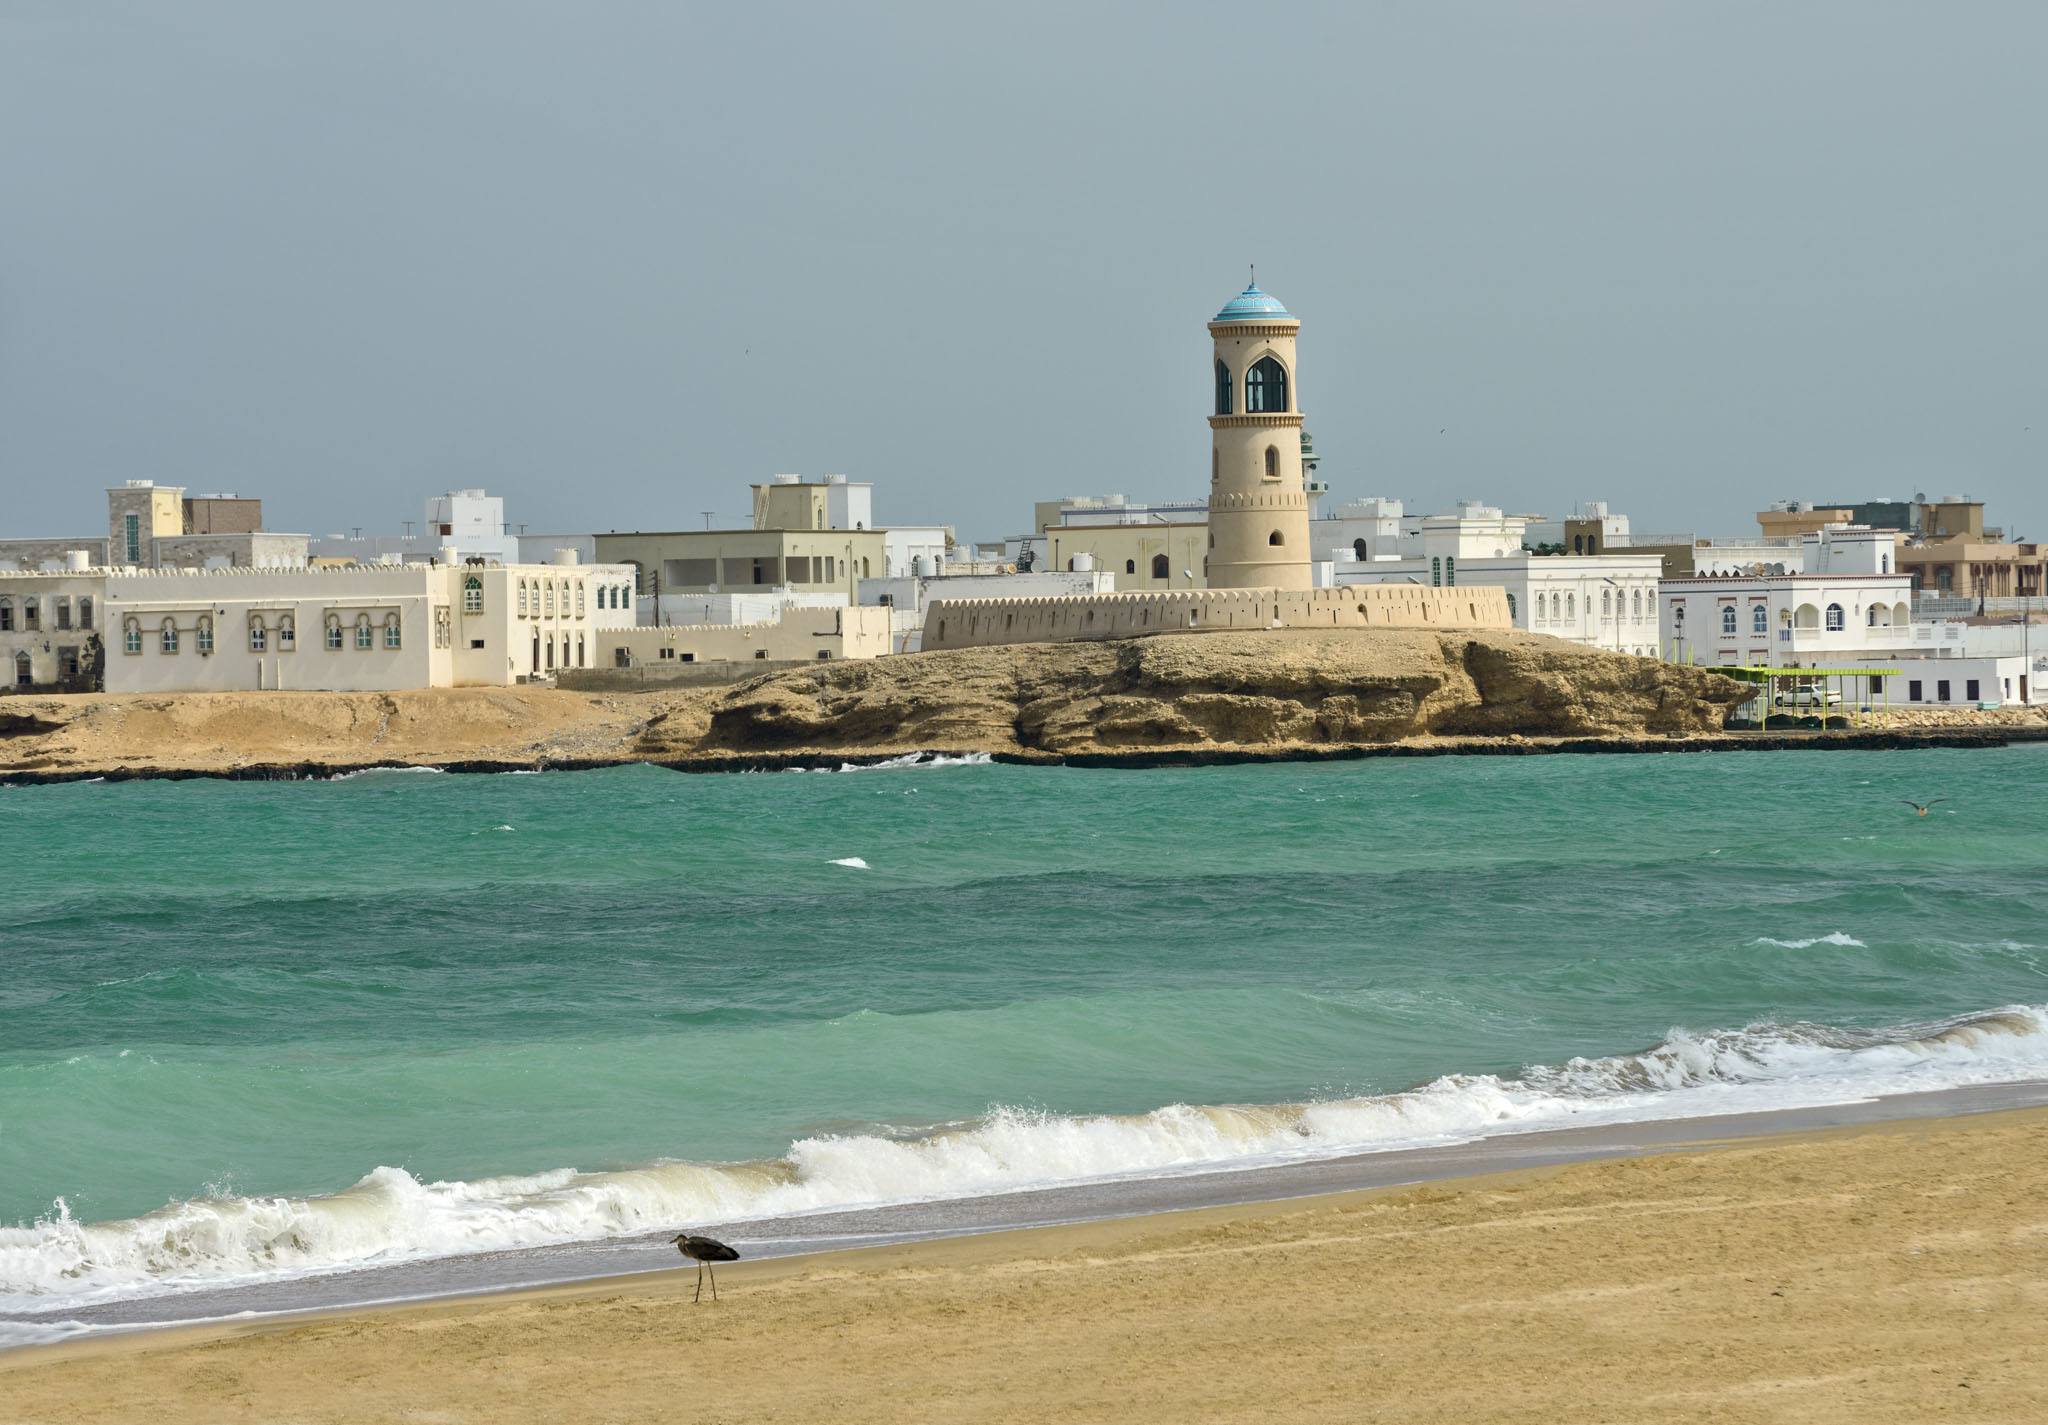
4, 629, 2043, 785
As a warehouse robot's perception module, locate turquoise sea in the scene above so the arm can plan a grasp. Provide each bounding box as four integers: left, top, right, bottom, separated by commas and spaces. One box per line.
3, 747, 2046, 1317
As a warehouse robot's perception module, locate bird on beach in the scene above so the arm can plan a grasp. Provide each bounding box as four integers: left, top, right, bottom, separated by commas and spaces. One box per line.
673, 1232, 741, 1302
1901, 799, 1948, 817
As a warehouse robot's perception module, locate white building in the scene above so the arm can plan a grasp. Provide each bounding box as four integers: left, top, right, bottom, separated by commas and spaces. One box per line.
1332, 503, 1662, 656
3, 552, 635, 693
1, 559, 107, 690
638, 589, 848, 628
1311, 496, 1414, 564
1658, 527, 1925, 668
309, 489, 522, 565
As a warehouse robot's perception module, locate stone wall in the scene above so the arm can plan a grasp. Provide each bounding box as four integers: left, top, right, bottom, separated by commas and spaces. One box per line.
921, 585, 1511, 650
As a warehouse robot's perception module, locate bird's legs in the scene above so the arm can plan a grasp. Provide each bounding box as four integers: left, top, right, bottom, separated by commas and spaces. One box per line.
694, 1261, 705, 1303
708, 1263, 718, 1302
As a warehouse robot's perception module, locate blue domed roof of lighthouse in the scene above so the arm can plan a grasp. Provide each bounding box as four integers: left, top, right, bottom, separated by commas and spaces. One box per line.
1214, 283, 1291, 322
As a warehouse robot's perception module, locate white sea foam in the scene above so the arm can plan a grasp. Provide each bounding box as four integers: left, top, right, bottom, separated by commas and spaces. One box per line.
329, 766, 446, 781
829, 857, 871, 869
792, 752, 994, 774
4, 1004, 2043, 1315
1752, 932, 1867, 949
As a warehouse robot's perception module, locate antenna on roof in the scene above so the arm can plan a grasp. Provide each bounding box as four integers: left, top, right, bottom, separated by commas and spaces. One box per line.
1249, 263, 1255, 286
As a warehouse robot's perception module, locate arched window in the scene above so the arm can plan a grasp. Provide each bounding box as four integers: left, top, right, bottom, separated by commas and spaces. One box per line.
325, 614, 343, 650
1211, 449, 1219, 484
463, 577, 483, 614
1268, 530, 1284, 546
1151, 553, 1170, 578
1431, 556, 1442, 587
1550, 592, 1562, 620
576, 584, 586, 617
1793, 603, 1820, 629
560, 580, 570, 614
1867, 604, 1879, 627
1720, 606, 1736, 634
1566, 593, 1576, 618
1506, 592, 1517, 619
123, 617, 142, 654
1631, 589, 1642, 620
195, 617, 214, 655
250, 616, 267, 652
1264, 444, 1279, 480
577, 634, 585, 667
861, 558, 871, 578
1573, 535, 1584, 554
1825, 603, 1844, 631
355, 614, 374, 650
1352, 538, 1368, 560
1124, 559, 1136, 574
78, 596, 93, 630
1602, 589, 1612, 617
279, 615, 296, 650
385, 613, 402, 649
1214, 359, 1233, 416
1444, 556, 1455, 586
12, 651, 27, 685
544, 583, 555, 616
518, 581, 528, 616
1245, 355, 1287, 412
1752, 605, 1768, 634
0, 596, 11, 632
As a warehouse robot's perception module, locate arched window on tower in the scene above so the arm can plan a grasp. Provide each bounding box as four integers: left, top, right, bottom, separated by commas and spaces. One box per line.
1353, 538, 1368, 560
1214, 359, 1232, 415
1151, 553, 1169, 579
1264, 445, 1279, 480
1245, 356, 1287, 413
1268, 531, 1284, 546
1125, 559, 1136, 575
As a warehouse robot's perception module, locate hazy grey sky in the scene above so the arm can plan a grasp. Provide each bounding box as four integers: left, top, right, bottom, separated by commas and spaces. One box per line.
4, 2, 2043, 543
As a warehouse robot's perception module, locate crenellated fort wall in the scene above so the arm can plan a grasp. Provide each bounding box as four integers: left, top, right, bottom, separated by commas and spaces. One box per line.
921, 585, 1511, 650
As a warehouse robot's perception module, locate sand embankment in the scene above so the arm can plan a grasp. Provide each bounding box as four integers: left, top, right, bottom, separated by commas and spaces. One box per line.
6, 1108, 2044, 1424
0, 629, 1760, 778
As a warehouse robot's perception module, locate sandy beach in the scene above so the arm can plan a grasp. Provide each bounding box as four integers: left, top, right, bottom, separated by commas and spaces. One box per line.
6, 1107, 2043, 1425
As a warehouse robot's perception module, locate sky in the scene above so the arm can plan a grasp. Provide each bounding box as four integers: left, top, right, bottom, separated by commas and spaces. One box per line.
2, 1, 2043, 544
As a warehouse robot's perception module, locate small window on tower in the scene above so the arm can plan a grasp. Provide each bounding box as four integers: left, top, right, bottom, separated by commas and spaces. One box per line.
1214, 359, 1232, 416
1264, 445, 1279, 479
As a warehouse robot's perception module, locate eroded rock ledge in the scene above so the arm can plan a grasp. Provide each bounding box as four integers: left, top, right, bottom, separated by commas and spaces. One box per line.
1, 630, 1763, 781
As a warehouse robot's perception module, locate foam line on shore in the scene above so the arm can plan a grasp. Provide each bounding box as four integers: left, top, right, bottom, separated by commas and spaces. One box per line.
3, 1003, 2044, 1320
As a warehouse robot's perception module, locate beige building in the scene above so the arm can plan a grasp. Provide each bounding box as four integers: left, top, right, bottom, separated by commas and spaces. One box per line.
0, 482, 307, 571
594, 527, 888, 600
1208, 282, 1311, 589
1038, 523, 1209, 590
924, 585, 1510, 650
599, 606, 891, 668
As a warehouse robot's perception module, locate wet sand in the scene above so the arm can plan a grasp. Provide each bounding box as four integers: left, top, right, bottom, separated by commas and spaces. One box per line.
6, 1103, 2045, 1424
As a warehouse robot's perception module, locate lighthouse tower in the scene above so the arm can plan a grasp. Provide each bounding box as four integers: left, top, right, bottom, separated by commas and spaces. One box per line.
1206, 282, 1312, 590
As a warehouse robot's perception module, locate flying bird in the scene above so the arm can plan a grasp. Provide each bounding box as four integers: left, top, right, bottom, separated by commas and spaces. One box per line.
673, 1232, 741, 1302
1901, 799, 1948, 817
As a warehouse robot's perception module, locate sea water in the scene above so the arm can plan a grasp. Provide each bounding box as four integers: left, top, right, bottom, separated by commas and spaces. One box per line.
2, 746, 2045, 1318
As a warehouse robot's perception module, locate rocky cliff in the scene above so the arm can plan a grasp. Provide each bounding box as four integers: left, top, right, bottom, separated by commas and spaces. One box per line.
1, 630, 1753, 779
644, 629, 1750, 761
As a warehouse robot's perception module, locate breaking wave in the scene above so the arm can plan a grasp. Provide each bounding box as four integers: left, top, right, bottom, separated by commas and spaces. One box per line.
4, 1004, 2044, 1317
1752, 932, 1868, 949
791, 752, 994, 773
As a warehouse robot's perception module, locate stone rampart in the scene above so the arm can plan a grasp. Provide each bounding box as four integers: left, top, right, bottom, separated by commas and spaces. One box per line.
921, 585, 1511, 650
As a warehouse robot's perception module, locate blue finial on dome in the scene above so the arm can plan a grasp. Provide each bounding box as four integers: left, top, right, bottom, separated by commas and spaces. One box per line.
1214, 282, 1292, 322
